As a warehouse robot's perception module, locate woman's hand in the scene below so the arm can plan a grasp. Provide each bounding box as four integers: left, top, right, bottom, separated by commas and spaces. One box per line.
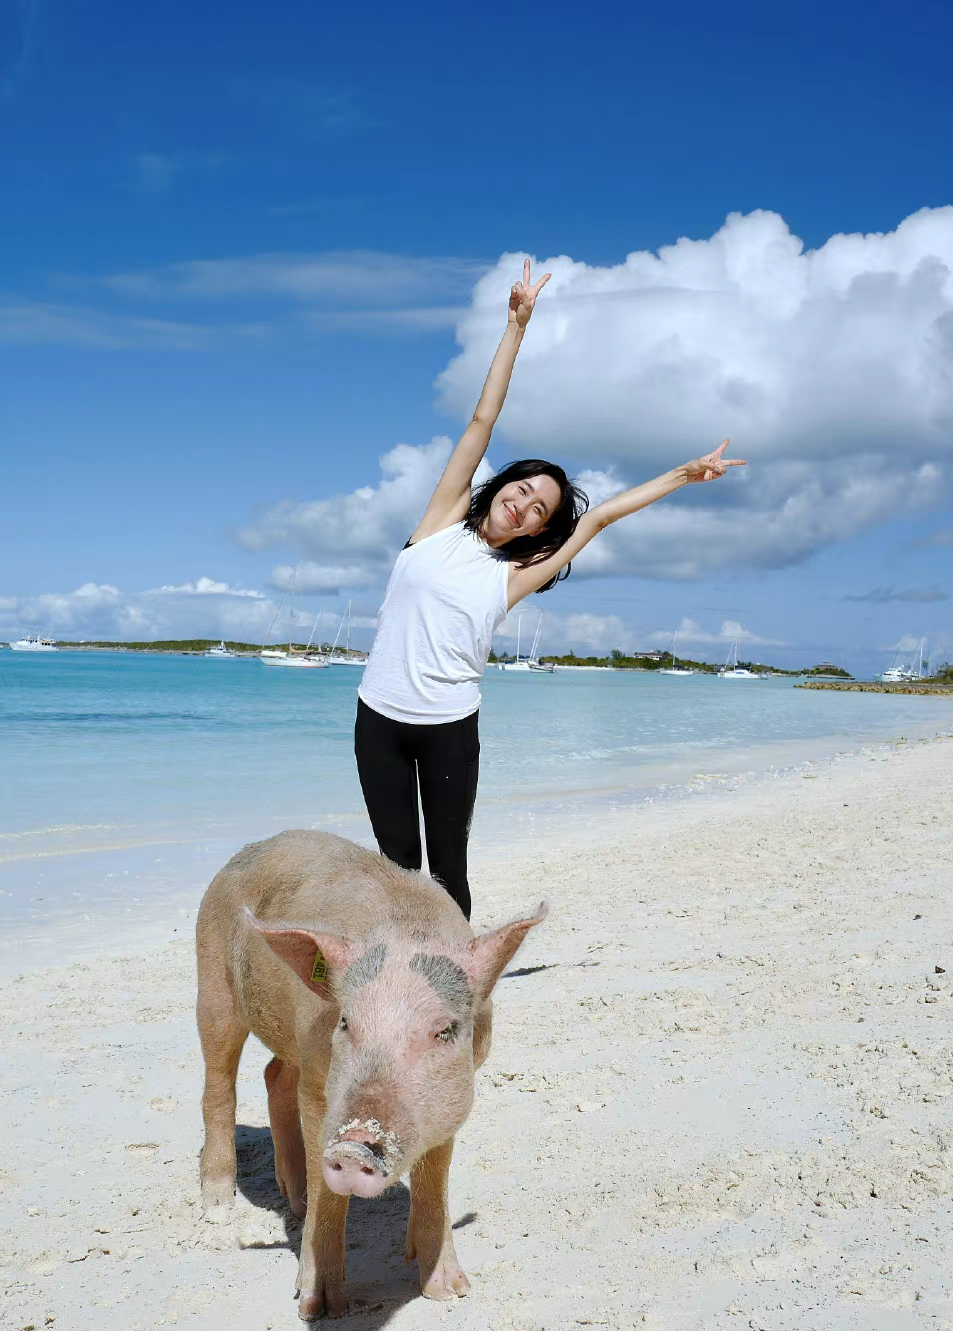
681, 439, 746, 483
508, 258, 551, 329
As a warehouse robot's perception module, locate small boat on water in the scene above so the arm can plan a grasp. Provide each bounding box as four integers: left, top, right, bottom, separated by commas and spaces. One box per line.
261, 572, 329, 669
718, 637, 765, 680
204, 641, 236, 659
326, 601, 367, 666
10, 635, 57, 652
499, 613, 554, 672
259, 571, 329, 669
658, 630, 695, 676
877, 638, 926, 683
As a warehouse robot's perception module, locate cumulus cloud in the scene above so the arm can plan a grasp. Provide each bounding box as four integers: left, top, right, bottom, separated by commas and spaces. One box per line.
241, 437, 494, 588
496, 609, 631, 655
1, 579, 282, 641
433, 209, 953, 573
842, 585, 948, 603
647, 617, 784, 647
439, 209, 953, 462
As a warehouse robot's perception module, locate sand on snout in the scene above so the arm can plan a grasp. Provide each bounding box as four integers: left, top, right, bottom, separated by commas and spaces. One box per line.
2, 736, 953, 1330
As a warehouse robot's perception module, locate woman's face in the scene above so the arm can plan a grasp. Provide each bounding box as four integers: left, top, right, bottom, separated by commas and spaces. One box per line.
483, 474, 562, 546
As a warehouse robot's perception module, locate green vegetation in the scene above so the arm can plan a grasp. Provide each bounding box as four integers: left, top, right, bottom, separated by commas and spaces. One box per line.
800, 663, 853, 679
54, 639, 266, 653
935, 662, 953, 683
537, 649, 802, 675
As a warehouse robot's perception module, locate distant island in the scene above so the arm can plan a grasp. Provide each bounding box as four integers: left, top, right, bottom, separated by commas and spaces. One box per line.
18, 639, 368, 659
488, 648, 854, 678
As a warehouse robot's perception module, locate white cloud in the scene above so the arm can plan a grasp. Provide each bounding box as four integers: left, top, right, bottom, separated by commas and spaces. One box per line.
269, 562, 381, 594
1, 579, 282, 641
647, 617, 784, 647
434, 209, 953, 573
240, 437, 494, 589
150, 577, 264, 597
496, 609, 631, 655
439, 209, 953, 463
107, 251, 487, 308
0, 302, 265, 349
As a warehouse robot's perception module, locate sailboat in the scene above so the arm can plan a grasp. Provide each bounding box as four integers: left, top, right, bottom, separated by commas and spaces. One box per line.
878, 638, 926, 682
718, 636, 765, 680
327, 601, 367, 665
260, 571, 329, 668
658, 630, 694, 676
499, 613, 553, 672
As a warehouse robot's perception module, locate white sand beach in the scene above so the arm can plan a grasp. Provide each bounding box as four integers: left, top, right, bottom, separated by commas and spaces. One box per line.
3, 735, 953, 1330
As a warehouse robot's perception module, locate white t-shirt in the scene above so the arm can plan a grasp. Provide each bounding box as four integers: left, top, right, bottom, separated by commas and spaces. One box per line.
358, 522, 510, 724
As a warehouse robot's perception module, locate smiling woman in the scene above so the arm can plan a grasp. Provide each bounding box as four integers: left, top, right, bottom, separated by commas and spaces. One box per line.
355, 261, 745, 918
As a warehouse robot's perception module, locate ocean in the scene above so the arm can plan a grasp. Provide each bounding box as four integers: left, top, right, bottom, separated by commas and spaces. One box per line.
3, 649, 952, 972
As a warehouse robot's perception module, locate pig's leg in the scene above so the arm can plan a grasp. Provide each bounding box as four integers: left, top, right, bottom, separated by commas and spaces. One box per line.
264, 1056, 307, 1219
296, 1089, 350, 1320
197, 991, 249, 1209
406, 1138, 470, 1300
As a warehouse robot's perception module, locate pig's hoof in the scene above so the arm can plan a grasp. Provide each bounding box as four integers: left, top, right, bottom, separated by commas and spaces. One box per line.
200, 1178, 235, 1211
298, 1283, 348, 1320
420, 1259, 471, 1301
289, 1193, 307, 1221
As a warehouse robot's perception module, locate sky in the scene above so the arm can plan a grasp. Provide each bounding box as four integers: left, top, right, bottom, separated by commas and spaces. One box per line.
2, 0, 953, 674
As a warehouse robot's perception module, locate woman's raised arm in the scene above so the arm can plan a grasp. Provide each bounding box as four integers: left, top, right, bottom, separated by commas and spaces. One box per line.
411, 260, 551, 543
507, 441, 746, 607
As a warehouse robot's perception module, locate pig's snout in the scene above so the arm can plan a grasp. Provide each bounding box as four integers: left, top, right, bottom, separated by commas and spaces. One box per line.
323, 1127, 397, 1199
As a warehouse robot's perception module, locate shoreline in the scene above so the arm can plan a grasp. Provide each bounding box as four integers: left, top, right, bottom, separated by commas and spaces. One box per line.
2, 736, 953, 1327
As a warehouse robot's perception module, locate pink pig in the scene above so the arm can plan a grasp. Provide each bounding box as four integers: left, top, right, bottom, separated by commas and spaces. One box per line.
196, 829, 546, 1319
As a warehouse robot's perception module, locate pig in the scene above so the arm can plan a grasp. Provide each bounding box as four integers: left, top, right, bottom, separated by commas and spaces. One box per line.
195, 828, 546, 1319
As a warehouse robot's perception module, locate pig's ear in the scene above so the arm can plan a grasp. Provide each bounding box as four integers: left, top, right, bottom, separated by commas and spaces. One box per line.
464, 902, 549, 1001
244, 907, 355, 1002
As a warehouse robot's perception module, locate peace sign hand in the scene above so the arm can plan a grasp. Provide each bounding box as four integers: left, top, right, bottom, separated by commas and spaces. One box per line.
508, 258, 552, 329
682, 439, 746, 484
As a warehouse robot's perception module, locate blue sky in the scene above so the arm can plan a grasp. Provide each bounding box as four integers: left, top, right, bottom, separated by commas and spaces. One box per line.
2, 0, 953, 672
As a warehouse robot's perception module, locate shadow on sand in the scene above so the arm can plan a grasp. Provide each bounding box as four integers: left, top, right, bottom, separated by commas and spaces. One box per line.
235, 1123, 477, 1327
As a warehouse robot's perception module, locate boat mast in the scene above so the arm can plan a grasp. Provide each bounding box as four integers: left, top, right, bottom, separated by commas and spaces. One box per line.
264, 575, 293, 648
672, 630, 678, 670
516, 614, 522, 664
529, 613, 543, 663
345, 600, 351, 656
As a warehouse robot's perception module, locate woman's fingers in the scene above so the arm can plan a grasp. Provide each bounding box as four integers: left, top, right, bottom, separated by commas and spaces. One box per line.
523, 257, 532, 287
532, 272, 552, 297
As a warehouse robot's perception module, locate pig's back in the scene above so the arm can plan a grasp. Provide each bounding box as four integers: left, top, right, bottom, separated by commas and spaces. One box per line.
203, 828, 472, 945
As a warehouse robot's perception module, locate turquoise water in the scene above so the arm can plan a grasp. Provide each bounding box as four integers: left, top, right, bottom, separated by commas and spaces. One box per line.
3, 649, 952, 970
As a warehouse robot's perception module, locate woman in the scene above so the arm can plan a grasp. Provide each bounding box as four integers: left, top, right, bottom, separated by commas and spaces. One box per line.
356, 260, 744, 918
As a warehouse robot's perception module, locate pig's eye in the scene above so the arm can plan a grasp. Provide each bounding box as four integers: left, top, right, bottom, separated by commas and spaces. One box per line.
436, 1022, 458, 1043
338, 1014, 348, 1032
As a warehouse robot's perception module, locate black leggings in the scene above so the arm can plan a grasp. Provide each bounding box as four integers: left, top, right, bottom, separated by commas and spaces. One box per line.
354, 697, 479, 919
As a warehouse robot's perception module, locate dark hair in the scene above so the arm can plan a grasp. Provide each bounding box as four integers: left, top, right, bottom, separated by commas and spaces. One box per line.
465, 459, 589, 593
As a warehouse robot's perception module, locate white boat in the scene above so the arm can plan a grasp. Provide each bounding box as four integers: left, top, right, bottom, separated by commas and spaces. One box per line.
260, 570, 329, 668
878, 638, 926, 683
499, 613, 553, 672
718, 637, 765, 679
327, 601, 366, 665
658, 630, 695, 676
259, 571, 327, 667
10, 635, 57, 652
204, 641, 236, 659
